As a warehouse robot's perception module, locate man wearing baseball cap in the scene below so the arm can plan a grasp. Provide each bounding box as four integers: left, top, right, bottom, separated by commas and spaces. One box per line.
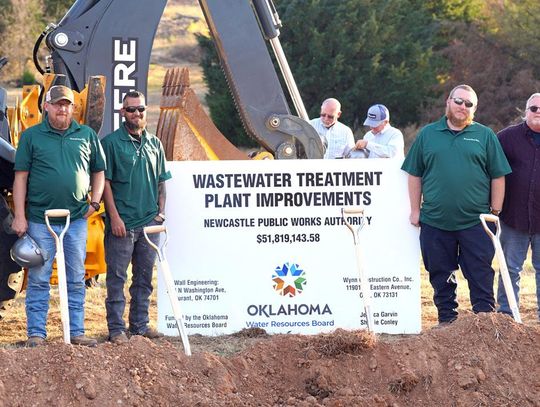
355, 104, 404, 158
45, 85, 75, 104
12, 84, 106, 347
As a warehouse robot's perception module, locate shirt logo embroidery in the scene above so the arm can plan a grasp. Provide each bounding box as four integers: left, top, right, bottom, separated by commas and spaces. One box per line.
463, 137, 480, 143
69, 137, 86, 141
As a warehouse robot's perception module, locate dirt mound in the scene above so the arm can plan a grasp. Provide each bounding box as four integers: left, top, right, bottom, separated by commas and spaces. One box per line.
1, 313, 539, 406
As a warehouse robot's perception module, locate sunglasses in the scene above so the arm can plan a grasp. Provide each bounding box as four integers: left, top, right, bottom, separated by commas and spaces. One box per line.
124, 105, 146, 113
320, 113, 336, 120
451, 97, 474, 108
528, 106, 540, 113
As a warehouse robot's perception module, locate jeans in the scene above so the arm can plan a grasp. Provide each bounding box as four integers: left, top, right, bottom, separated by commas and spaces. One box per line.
497, 222, 540, 319
420, 222, 496, 323
105, 220, 160, 336
26, 219, 88, 339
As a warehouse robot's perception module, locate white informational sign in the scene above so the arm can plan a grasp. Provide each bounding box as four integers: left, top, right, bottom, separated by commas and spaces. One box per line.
157, 158, 421, 335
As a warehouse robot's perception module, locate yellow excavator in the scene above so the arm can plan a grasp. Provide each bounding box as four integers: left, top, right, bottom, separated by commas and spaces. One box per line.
0, 0, 325, 317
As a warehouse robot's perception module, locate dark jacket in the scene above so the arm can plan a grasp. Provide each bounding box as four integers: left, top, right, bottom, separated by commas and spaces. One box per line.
498, 122, 540, 233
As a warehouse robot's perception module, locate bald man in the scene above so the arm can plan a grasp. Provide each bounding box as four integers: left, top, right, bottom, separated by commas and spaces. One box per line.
309, 98, 354, 159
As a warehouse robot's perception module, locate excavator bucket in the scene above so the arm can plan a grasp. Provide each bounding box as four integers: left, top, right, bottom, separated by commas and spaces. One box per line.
156, 67, 249, 161
83, 76, 106, 135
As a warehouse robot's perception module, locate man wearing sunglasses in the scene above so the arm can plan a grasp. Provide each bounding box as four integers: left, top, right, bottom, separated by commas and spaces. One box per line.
101, 91, 172, 344
402, 84, 511, 327
495, 93, 540, 322
309, 98, 354, 159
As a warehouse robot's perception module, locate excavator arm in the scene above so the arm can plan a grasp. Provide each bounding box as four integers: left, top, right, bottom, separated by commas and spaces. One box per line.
43, 0, 323, 157
198, 0, 324, 159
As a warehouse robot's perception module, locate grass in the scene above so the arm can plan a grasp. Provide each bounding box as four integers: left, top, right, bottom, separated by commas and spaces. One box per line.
1, 257, 538, 347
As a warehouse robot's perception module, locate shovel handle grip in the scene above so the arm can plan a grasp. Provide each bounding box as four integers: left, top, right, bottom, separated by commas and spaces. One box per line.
479, 213, 498, 223
342, 208, 364, 215
45, 209, 70, 218
144, 225, 166, 234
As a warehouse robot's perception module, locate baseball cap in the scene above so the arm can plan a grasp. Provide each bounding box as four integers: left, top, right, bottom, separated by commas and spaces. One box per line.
45, 85, 74, 104
363, 104, 389, 127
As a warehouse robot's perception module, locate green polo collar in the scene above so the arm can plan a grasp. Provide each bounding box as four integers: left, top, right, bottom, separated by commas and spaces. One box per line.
118, 124, 148, 141
433, 116, 478, 134
39, 115, 81, 135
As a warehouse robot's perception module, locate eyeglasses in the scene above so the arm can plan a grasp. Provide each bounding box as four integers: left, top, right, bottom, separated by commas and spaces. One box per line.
320, 113, 336, 120
451, 97, 474, 108
528, 106, 540, 113
124, 105, 146, 113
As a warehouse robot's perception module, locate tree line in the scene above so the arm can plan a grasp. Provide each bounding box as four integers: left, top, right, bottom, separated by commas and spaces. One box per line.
198, 0, 540, 149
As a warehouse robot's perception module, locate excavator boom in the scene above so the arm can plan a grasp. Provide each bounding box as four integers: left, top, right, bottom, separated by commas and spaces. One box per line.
198, 0, 324, 159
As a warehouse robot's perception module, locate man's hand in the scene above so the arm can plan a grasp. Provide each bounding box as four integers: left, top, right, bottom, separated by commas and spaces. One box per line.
409, 210, 420, 227
11, 215, 28, 237
83, 206, 96, 219
111, 215, 127, 237
355, 139, 368, 150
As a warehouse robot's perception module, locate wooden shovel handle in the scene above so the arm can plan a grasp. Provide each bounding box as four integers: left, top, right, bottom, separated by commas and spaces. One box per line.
45, 209, 70, 218
342, 208, 364, 215
144, 225, 166, 234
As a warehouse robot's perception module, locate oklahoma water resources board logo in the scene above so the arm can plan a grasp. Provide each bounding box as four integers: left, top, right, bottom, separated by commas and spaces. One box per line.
272, 262, 306, 297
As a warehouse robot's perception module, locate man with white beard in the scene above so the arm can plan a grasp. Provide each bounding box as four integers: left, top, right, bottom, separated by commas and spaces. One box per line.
495, 93, 540, 321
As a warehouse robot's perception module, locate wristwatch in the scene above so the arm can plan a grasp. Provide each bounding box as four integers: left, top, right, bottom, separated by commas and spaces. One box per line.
90, 202, 100, 211
490, 208, 501, 216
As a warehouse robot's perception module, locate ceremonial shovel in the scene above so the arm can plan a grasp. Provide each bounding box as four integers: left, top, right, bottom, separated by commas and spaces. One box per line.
143, 224, 192, 355
342, 208, 376, 333
45, 209, 71, 344
479, 214, 522, 323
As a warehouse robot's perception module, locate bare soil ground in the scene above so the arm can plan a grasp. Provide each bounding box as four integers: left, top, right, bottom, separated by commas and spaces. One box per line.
1, 267, 539, 407
1, 313, 539, 407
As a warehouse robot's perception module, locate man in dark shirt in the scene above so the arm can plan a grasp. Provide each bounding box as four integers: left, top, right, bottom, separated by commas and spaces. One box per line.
497, 93, 540, 321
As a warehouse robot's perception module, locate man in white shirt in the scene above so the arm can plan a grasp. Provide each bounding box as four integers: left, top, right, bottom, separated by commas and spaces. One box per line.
309, 98, 355, 159
355, 104, 404, 158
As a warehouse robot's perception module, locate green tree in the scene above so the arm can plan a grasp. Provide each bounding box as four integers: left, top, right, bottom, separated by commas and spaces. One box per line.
197, 33, 254, 147
421, 1, 540, 131
43, 0, 72, 22
278, 0, 441, 130
484, 0, 540, 76
424, 0, 485, 22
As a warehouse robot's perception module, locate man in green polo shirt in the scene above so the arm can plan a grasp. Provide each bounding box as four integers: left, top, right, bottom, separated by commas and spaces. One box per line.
101, 90, 171, 344
402, 84, 511, 326
12, 85, 106, 347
